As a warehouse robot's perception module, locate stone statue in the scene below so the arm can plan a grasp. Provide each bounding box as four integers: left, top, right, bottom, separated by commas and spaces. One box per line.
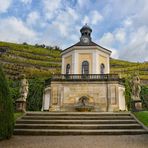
19, 74, 29, 101
15, 74, 29, 112
131, 75, 141, 101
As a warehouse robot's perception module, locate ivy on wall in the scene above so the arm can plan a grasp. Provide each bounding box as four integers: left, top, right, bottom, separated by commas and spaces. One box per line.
26, 78, 44, 111
124, 77, 132, 110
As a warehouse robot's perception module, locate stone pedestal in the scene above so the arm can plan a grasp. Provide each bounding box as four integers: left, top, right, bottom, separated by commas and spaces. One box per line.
49, 105, 60, 111
15, 98, 26, 112
131, 100, 142, 112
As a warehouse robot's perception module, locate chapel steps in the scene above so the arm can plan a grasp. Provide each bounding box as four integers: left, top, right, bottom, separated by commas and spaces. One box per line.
14, 112, 148, 135
25, 112, 131, 116
14, 129, 147, 136
21, 116, 133, 120
15, 123, 142, 129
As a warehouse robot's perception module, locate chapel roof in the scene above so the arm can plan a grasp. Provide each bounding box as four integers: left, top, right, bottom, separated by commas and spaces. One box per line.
62, 41, 111, 53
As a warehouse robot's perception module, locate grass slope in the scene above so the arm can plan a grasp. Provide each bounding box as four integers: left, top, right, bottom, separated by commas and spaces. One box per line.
134, 111, 148, 126
0, 41, 148, 80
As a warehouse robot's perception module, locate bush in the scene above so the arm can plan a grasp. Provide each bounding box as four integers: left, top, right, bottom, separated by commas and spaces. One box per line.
141, 85, 148, 110
0, 65, 14, 139
141, 85, 148, 100
8, 79, 20, 103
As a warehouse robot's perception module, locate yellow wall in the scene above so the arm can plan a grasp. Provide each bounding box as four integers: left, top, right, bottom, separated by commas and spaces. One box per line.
78, 53, 92, 74
99, 55, 107, 73
64, 55, 72, 74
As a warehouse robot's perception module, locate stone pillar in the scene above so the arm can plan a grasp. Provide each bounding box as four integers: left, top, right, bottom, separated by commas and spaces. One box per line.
49, 86, 60, 111
72, 51, 78, 74
107, 56, 110, 73
61, 56, 65, 74
118, 85, 126, 111
92, 50, 98, 74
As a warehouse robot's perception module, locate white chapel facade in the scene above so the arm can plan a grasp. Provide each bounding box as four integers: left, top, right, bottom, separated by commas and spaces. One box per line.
61, 25, 110, 75
42, 24, 126, 112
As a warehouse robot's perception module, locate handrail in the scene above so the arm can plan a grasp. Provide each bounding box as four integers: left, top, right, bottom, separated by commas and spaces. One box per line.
51, 74, 119, 80
45, 74, 124, 86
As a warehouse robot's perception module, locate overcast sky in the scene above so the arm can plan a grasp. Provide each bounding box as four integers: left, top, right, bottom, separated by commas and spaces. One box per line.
0, 0, 148, 62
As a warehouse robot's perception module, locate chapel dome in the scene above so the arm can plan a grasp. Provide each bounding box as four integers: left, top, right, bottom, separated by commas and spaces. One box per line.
80, 24, 92, 33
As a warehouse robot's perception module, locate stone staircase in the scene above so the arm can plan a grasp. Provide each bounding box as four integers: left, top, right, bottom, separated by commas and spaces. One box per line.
14, 112, 148, 135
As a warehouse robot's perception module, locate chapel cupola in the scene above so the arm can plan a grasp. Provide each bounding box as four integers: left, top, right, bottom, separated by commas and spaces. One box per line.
80, 24, 92, 44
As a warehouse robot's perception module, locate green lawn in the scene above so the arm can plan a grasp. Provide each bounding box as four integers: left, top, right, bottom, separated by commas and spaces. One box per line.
14, 112, 24, 121
134, 111, 148, 126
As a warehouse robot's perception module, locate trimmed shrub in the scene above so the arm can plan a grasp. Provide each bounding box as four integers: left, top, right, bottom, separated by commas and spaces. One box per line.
0, 65, 14, 139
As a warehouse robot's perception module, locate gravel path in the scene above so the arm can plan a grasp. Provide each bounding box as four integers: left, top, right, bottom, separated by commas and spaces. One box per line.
0, 135, 148, 148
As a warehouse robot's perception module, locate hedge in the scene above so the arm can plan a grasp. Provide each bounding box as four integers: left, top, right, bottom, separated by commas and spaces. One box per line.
0, 65, 14, 139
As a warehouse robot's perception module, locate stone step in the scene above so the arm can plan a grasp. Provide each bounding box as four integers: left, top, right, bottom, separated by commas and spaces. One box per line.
25, 112, 131, 117
16, 119, 137, 124
14, 112, 148, 135
22, 116, 132, 120
15, 123, 142, 130
14, 129, 148, 135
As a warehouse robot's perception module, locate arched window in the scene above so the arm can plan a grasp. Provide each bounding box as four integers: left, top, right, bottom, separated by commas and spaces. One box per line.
66, 64, 70, 74
100, 63, 105, 74
82, 61, 89, 74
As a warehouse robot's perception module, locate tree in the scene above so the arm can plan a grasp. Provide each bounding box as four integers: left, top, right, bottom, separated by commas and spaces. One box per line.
0, 65, 14, 139
22, 42, 28, 45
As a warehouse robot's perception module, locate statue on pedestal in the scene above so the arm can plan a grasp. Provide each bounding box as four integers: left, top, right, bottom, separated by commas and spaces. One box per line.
131, 75, 141, 101
15, 74, 29, 112
131, 74, 142, 111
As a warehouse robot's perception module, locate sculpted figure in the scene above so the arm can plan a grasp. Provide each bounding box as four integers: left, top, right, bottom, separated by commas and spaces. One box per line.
19, 74, 29, 101
131, 75, 141, 101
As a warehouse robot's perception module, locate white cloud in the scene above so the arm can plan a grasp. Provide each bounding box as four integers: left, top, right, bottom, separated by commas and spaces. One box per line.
110, 48, 119, 59
43, 0, 61, 20
37, 6, 80, 49
115, 28, 126, 43
99, 32, 115, 47
0, 0, 12, 13
26, 11, 40, 26
82, 16, 89, 24
0, 17, 37, 43
82, 10, 103, 26
21, 0, 32, 5
99, 33, 119, 59
120, 26, 148, 62
91, 10, 103, 25
123, 17, 133, 27
77, 0, 91, 8
51, 7, 79, 37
